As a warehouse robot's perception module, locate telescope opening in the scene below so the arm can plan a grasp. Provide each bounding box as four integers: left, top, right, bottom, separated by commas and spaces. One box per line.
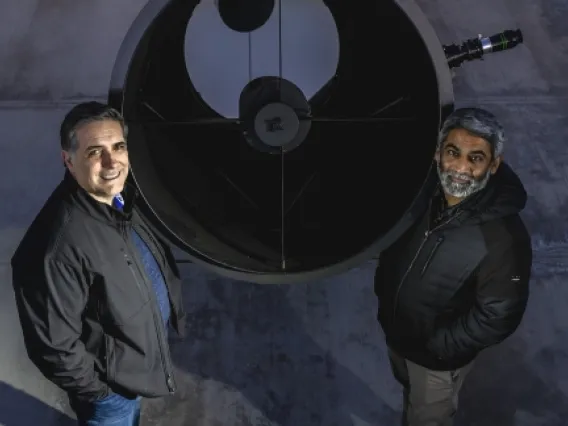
114, 0, 451, 282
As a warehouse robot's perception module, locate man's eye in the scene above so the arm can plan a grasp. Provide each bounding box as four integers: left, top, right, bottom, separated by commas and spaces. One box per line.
87, 150, 100, 157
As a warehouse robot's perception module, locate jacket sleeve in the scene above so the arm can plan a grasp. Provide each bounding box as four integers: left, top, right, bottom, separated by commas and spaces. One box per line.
426, 238, 532, 361
12, 258, 111, 402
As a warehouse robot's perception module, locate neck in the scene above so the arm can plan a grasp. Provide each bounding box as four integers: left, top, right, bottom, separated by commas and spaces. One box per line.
89, 192, 114, 206
444, 193, 463, 207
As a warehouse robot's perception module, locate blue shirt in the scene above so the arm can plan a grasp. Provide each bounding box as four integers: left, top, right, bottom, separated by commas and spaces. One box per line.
130, 229, 171, 327
113, 195, 170, 327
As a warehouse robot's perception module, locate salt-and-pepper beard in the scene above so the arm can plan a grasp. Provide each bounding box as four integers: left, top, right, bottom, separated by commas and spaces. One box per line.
436, 159, 492, 199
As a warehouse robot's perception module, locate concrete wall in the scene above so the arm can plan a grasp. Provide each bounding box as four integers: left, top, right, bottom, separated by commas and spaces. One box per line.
0, 0, 146, 100
0, 1, 567, 425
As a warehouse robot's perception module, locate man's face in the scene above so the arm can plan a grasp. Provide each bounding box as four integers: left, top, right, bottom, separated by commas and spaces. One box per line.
435, 128, 501, 203
62, 119, 129, 205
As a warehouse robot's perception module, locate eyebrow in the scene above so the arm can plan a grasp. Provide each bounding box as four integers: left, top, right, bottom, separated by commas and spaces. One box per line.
85, 141, 126, 150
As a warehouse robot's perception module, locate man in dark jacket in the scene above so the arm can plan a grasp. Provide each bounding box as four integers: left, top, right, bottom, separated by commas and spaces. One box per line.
375, 107, 532, 426
11, 102, 186, 426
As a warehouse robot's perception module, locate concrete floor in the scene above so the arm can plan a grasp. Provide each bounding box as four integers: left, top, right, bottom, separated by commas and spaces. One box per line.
1, 0, 567, 425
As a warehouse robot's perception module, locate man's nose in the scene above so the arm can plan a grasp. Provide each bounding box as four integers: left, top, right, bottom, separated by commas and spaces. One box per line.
453, 157, 472, 174
101, 150, 117, 167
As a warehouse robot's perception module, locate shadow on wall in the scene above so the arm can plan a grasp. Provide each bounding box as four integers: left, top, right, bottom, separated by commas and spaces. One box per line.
457, 334, 568, 426
165, 270, 401, 426
161, 266, 568, 426
0, 381, 74, 426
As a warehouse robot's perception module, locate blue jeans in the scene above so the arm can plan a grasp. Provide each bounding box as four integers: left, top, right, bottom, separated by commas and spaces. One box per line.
73, 393, 141, 426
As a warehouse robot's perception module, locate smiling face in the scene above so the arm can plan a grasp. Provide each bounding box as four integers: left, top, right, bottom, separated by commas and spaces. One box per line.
62, 119, 129, 205
435, 128, 501, 206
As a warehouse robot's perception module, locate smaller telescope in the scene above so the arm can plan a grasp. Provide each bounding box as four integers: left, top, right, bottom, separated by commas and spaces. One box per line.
443, 29, 524, 69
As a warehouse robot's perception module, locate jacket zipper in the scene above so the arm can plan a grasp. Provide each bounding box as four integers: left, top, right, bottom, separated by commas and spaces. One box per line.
420, 236, 444, 277
122, 223, 176, 394
124, 253, 144, 297
390, 211, 462, 326
133, 224, 177, 392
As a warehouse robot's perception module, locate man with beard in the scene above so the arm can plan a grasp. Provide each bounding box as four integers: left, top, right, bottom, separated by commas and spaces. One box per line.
374, 107, 532, 426
11, 102, 186, 425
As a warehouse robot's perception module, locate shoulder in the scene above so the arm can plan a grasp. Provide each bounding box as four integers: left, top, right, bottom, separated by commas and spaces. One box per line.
478, 214, 532, 267
11, 189, 92, 271
481, 214, 530, 247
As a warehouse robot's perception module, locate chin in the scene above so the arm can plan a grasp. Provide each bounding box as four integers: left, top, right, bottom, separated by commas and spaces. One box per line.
112, 180, 127, 193
97, 179, 126, 195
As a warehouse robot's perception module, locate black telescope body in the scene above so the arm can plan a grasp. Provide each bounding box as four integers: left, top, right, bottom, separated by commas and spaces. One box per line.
109, 0, 520, 284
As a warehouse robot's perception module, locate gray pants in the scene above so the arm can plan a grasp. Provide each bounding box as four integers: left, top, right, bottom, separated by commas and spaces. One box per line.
388, 348, 475, 426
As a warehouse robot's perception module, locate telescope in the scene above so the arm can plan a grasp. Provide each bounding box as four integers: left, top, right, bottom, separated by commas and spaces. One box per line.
443, 29, 524, 69
109, 0, 524, 284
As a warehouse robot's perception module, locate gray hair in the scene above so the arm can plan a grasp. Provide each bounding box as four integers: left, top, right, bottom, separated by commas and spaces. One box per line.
437, 107, 505, 157
60, 101, 128, 154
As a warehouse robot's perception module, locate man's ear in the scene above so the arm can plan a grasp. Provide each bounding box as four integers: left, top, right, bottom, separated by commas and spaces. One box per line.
62, 150, 73, 170
490, 155, 502, 174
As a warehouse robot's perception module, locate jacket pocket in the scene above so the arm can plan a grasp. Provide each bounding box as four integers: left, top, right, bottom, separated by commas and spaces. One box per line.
96, 257, 150, 326
123, 253, 147, 301
420, 236, 444, 277
105, 334, 116, 383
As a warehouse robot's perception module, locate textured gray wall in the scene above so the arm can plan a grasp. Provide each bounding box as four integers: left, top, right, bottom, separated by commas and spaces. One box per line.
0, 0, 567, 425
0, 0, 146, 100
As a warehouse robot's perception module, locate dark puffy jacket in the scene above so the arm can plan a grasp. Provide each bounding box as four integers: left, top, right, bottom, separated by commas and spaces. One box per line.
11, 172, 186, 403
375, 162, 532, 371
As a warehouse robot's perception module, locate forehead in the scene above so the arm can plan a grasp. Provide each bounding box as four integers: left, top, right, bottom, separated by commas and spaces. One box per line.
75, 119, 124, 148
443, 128, 492, 155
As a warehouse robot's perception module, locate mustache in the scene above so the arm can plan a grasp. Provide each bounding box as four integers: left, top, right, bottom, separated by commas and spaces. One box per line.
445, 170, 474, 182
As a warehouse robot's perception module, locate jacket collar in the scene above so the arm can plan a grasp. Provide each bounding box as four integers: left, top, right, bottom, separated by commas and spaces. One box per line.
62, 170, 138, 225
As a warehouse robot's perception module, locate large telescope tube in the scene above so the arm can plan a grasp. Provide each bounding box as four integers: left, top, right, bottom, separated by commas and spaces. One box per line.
109, 0, 455, 284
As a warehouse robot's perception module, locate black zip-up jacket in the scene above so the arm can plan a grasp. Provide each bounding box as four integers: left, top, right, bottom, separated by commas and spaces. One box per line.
11, 172, 186, 403
375, 162, 532, 371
